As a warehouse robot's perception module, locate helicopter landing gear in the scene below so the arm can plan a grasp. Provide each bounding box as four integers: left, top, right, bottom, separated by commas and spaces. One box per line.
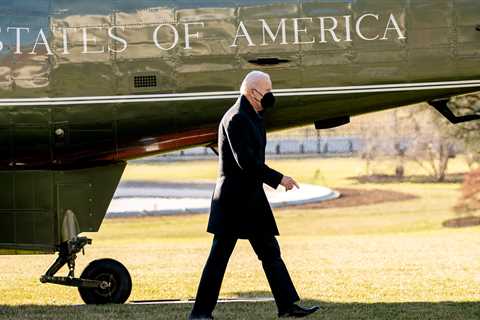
40, 236, 132, 304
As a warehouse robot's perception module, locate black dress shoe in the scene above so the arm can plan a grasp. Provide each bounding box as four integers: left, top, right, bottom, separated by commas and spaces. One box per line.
278, 303, 320, 318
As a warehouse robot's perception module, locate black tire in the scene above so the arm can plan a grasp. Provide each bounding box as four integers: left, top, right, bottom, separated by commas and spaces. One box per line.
78, 258, 132, 305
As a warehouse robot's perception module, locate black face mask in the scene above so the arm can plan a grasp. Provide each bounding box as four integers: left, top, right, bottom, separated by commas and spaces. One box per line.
261, 92, 276, 110
253, 89, 276, 110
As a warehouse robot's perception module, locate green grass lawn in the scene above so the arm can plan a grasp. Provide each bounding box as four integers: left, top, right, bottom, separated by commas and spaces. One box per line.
0, 157, 479, 319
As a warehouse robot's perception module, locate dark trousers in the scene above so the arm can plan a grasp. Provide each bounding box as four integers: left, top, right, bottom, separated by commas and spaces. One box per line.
190, 234, 300, 316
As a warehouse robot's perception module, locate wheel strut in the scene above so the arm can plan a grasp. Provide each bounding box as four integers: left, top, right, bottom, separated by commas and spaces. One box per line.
40, 237, 109, 289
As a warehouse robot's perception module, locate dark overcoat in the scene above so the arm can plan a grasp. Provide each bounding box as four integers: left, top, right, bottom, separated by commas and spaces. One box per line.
207, 95, 284, 238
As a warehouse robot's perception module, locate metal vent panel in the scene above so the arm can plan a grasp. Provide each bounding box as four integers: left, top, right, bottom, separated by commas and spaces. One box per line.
133, 75, 158, 89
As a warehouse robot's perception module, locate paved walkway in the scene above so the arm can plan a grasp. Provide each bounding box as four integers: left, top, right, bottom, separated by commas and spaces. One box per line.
107, 181, 340, 217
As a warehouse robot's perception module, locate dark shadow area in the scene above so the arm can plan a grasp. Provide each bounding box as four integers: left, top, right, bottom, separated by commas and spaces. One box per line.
281, 188, 418, 211
443, 216, 480, 228
350, 173, 465, 184
0, 298, 478, 320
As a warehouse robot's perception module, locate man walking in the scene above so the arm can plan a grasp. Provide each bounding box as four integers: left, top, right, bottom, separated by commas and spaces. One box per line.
189, 71, 319, 319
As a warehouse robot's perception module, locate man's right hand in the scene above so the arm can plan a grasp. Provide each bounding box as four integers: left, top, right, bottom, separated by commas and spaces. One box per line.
280, 176, 299, 192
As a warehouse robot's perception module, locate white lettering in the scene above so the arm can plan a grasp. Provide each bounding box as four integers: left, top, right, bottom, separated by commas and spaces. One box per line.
108, 26, 128, 53
356, 13, 380, 41
382, 13, 406, 40
293, 18, 314, 45
230, 21, 255, 47
319, 17, 341, 43
153, 24, 179, 50
344, 15, 352, 42
7, 27, 30, 54
30, 28, 53, 55
82, 27, 105, 54
260, 19, 288, 45
0, 13, 407, 56
184, 22, 205, 50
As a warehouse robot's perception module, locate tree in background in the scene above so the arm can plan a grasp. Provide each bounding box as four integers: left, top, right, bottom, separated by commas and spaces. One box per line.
268, 93, 480, 183
359, 121, 381, 176
357, 107, 414, 177
403, 103, 459, 182
448, 93, 480, 214
448, 93, 480, 169
454, 168, 480, 216
391, 109, 408, 179
356, 103, 461, 181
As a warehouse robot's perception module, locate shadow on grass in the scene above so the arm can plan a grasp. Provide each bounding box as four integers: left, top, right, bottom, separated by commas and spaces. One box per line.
350, 173, 465, 184
1, 297, 478, 320
443, 216, 480, 228
281, 188, 418, 211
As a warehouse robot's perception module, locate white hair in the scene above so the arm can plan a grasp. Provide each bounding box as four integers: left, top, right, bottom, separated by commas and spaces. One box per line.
240, 71, 271, 95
